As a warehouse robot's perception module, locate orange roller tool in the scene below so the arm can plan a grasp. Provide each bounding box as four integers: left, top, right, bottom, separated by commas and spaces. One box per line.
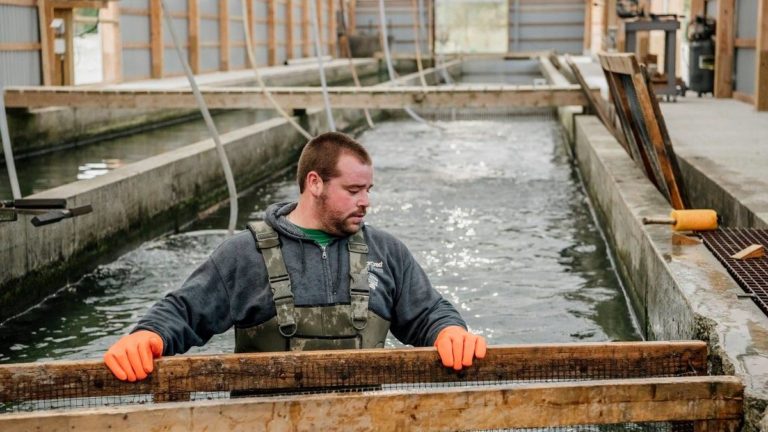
642, 209, 719, 231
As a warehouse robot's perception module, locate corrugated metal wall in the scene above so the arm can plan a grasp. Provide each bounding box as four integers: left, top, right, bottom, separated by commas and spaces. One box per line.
120, 0, 152, 80
354, 0, 429, 56
734, 0, 757, 96
0, 4, 42, 87
509, 0, 585, 54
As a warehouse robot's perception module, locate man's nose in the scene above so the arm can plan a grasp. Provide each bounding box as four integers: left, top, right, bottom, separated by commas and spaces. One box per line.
358, 190, 370, 207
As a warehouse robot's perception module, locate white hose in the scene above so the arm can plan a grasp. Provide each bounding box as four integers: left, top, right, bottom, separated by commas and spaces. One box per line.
309, 0, 336, 131
377, 0, 428, 124
161, 0, 238, 235
240, 0, 312, 140
0, 86, 21, 199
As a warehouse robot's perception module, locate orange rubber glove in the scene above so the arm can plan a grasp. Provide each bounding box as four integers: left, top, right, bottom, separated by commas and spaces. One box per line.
434, 326, 487, 371
104, 330, 164, 382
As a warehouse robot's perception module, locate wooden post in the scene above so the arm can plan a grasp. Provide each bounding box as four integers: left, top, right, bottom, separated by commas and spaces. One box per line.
583, 0, 592, 52
101, 1, 122, 83
188, 0, 199, 73
328, 0, 336, 56
150, 0, 163, 78
714, 0, 734, 98
301, 0, 310, 56
246, 0, 255, 60
428, 0, 434, 55
268, 0, 276, 65
219, 0, 230, 71
756, 0, 768, 110
286, 0, 294, 59
37, 0, 52, 85
690, 0, 705, 18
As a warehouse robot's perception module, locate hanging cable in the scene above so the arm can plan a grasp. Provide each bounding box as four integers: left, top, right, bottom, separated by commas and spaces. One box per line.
376, 0, 428, 124
411, 0, 427, 88
309, 0, 336, 131
339, 0, 374, 128
0, 86, 21, 199
240, 0, 312, 140
161, 0, 238, 235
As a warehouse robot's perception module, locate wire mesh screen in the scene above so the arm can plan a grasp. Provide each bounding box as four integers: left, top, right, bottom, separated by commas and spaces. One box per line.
0, 343, 706, 415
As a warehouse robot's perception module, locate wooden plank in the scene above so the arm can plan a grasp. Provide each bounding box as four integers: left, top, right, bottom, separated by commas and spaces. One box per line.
0, 0, 36, 6
348, 0, 355, 34
2, 85, 599, 109
715, 0, 734, 98
583, 0, 591, 52
0, 42, 42, 51
188, 0, 199, 73
690, 0, 705, 18
219, 0, 229, 71
0, 377, 743, 431
730, 244, 765, 260
267, 0, 276, 65
734, 38, 756, 48
150, 0, 163, 78
0, 342, 707, 404
101, 0, 122, 83
37, 0, 52, 86
732, 90, 755, 105
301, 0, 310, 56
246, 0, 254, 58
757, 0, 768, 110
286, 0, 294, 59
327, 0, 336, 55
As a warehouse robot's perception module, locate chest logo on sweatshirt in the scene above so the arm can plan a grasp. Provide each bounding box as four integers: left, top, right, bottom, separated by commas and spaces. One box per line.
368, 273, 379, 291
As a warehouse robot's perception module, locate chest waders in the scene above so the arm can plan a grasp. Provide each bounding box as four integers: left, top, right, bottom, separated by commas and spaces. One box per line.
235, 222, 390, 352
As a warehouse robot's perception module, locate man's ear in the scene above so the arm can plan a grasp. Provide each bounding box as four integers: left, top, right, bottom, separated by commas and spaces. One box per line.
306, 171, 323, 196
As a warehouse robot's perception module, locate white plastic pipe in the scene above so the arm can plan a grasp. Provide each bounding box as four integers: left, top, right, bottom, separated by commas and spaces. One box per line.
240, 0, 312, 140
161, 0, 238, 235
0, 86, 21, 199
309, 0, 336, 131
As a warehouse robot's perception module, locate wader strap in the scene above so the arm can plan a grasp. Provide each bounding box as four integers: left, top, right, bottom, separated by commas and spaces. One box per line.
348, 229, 369, 330
247, 222, 297, 337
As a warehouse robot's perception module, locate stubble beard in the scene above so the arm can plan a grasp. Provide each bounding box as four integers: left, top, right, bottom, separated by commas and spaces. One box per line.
318, 191, 364, 236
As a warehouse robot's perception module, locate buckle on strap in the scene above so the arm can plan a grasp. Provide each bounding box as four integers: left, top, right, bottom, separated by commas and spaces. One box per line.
274, 296, 298, 337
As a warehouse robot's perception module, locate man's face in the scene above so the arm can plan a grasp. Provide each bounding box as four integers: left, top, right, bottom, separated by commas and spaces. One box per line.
316, 153, 373, 236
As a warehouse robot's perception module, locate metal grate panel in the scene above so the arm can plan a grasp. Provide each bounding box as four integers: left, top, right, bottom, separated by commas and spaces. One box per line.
701, 228, 768, 316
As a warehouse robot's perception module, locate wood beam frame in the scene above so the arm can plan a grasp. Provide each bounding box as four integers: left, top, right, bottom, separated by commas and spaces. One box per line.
583, 0, 591, 52
0, 377, 743, 431
3, 84, 600, 110
327, 0, 335, 56
302, 0, 310, 56
188, 0, 199, 73
348, 0, 356, 35
37, 0, 52, 85
267, 0, 277, 65
150, 0, 163, 78
100, 0, 122, 83
246, 0, 255, 62
286, 0, 294, 59
715, 0, 734, 98
757, 0, 768, 110
219, 0, 230, 70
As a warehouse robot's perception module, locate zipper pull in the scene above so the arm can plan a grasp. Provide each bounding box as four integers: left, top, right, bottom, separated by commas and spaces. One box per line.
321, 246, 327, 259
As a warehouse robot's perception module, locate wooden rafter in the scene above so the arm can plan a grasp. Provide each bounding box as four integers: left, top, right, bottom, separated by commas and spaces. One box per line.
3, 84, 598, 110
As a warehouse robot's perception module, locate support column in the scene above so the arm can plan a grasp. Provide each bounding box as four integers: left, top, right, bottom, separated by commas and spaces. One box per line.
756, 0, 768, 110
219, 0, 230, 70
714, 0, 734, 98
150, 0, 163, 78
188, 0, 199, 73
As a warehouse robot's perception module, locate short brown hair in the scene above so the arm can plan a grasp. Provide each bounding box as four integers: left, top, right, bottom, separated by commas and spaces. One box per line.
297, 132, 372, 193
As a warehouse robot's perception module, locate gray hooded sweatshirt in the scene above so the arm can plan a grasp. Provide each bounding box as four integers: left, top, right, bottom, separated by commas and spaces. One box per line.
134, 201, 466, 355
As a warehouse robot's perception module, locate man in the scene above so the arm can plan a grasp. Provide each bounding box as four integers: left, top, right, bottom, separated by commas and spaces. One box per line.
105, 131, 486, 382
